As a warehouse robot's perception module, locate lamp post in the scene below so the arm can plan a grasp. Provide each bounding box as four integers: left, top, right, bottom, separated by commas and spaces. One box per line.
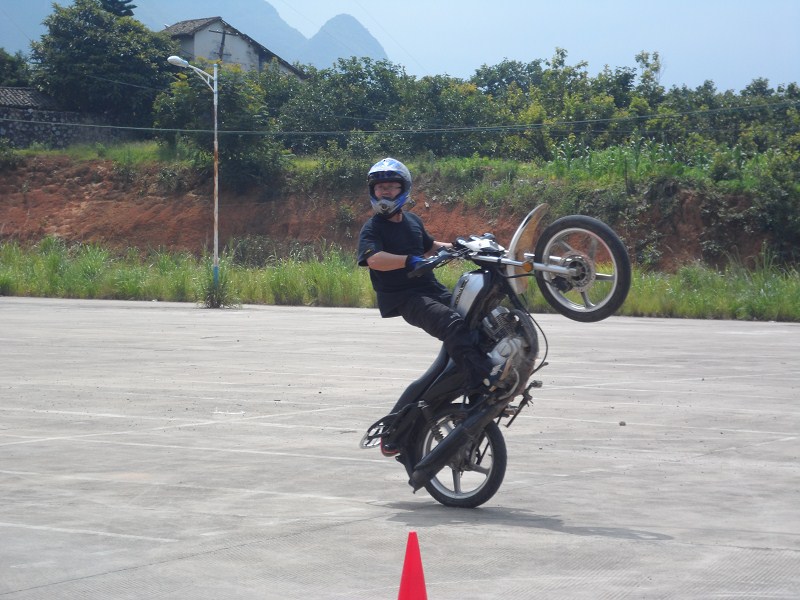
167, 55, 220, 286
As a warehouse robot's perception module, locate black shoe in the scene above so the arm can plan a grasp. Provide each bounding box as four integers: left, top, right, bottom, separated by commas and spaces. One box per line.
380, 438, 400, 457
483, 359, 513, 392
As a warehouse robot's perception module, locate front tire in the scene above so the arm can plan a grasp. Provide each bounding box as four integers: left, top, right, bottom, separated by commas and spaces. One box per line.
534, 215, 631, 322
414, 406, 507, 508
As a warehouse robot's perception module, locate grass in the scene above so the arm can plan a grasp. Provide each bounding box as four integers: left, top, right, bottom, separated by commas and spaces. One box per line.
0, 238, 378, 309
15, 140, 163, 164
2, 237, 799, 321
623, 260, 800, 321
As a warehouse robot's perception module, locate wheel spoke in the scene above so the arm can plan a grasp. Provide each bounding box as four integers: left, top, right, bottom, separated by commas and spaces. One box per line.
470, 464, 491, 476
451, 470, 462, 494
581, 291, 595, 309
587, 236, 598, 261
554, 238, 576, 255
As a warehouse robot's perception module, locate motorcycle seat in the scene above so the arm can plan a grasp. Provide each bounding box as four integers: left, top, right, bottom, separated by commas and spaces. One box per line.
390, 345, 450, 413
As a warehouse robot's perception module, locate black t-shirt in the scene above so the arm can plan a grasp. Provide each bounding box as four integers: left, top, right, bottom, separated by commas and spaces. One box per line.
357, 211, 450, 317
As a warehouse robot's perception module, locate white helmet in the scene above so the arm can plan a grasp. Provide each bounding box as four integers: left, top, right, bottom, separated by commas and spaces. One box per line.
367, 157, 412, 217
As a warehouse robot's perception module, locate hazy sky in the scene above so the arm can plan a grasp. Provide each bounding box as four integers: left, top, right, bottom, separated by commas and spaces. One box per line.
265, 0, 798, 92
1, 0, 797, 92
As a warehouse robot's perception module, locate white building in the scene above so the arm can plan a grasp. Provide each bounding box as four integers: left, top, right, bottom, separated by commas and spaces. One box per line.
164, 17, 304, 79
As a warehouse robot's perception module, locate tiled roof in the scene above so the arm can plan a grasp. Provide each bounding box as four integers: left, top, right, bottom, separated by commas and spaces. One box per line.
0, 87, 59, 110
163, 17, 221, 37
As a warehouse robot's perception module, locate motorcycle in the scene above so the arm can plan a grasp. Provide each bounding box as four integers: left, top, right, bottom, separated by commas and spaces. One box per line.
359, 204, 631, 508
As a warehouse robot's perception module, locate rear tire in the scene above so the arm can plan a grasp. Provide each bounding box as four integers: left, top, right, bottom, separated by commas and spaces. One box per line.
414, 406, 507, 508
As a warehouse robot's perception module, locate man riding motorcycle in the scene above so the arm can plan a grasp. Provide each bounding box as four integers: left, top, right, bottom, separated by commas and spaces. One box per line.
356, 158, 513, 454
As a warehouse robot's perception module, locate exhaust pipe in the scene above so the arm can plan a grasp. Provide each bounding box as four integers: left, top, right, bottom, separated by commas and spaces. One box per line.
408, 402, 502, 491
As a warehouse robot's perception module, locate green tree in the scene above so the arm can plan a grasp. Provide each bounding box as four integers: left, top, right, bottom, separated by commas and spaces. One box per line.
277, 57, 409, 154
471, 58, 544, 99
505, 98, 552, 160
383, 74, 508, 157
742, 77, 774, 98
99, 0, 137, 17
255, 61, 304, 123
634, 51, 665, 107
0, 48, 31, 86
30, 0, 176, 124
154, 61, 287, 191
592, 65, 636, 109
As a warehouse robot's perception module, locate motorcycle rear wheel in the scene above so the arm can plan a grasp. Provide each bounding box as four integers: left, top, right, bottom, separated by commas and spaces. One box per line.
534, 215, 631, 322
415, 406, 507, 508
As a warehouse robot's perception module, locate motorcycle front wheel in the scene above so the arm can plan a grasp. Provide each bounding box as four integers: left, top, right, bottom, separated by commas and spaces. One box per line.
534, 215, 631, 322
415, 406, 507, 508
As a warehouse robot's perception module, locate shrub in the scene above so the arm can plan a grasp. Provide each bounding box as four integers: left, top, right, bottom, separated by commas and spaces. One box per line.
0, 138, 22, 169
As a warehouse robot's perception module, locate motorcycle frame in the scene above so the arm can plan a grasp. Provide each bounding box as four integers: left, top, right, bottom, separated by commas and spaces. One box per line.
383, 260, 539, 488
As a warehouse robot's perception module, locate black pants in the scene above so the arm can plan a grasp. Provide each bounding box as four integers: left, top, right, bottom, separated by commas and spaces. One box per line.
397, 293, 493, 389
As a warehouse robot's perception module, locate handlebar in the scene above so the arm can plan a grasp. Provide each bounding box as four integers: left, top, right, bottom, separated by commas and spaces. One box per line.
407, 248, 456, 278
407, 237, 534, 278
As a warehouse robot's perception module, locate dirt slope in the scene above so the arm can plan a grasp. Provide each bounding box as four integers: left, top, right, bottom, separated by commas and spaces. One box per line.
0, 156, 764, 270
1, 156, 524, 253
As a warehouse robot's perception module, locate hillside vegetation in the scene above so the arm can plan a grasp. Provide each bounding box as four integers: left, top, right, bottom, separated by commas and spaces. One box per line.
2, 0, 799, 270
0, 140, 792, 273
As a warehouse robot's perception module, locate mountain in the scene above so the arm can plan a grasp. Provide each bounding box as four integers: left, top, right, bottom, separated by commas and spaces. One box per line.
300, 14, 388, 67
0, 0, 387, 69
205, 1, 308, 62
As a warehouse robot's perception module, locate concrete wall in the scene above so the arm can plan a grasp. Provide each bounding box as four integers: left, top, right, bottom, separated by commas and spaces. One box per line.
192, 24, 260, 71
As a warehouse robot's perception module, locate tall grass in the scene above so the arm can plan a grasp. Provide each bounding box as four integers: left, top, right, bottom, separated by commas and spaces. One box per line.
1, 238, 799, 321
0, 237, 380, 309
623, 259, 800, 321
16, 140, 163, 164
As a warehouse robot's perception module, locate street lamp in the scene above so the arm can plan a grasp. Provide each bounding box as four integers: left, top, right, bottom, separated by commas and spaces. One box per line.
167, 55, 220, 286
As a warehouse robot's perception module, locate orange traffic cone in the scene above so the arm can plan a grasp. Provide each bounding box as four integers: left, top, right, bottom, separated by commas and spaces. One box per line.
397, 531, 428, 600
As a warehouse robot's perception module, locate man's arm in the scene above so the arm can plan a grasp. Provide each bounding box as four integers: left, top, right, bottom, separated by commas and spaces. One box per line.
367, 241, 453, 271
366, 251, 409, 271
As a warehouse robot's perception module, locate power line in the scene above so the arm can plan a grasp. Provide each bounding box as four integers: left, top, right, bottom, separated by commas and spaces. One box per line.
2, 100, 797, 138
351, 0, 431, 76
83, 73, 167, 92
0, 5, 38, 50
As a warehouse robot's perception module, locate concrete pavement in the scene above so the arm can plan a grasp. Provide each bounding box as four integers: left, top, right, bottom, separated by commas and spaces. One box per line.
1, 297, 798, 599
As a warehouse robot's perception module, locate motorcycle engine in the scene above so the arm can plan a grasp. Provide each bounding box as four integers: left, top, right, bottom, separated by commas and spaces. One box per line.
481, 307, 539, 398
481, 307, 519, 343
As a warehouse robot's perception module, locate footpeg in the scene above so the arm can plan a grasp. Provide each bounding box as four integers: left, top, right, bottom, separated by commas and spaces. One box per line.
359, 416, 394, 449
